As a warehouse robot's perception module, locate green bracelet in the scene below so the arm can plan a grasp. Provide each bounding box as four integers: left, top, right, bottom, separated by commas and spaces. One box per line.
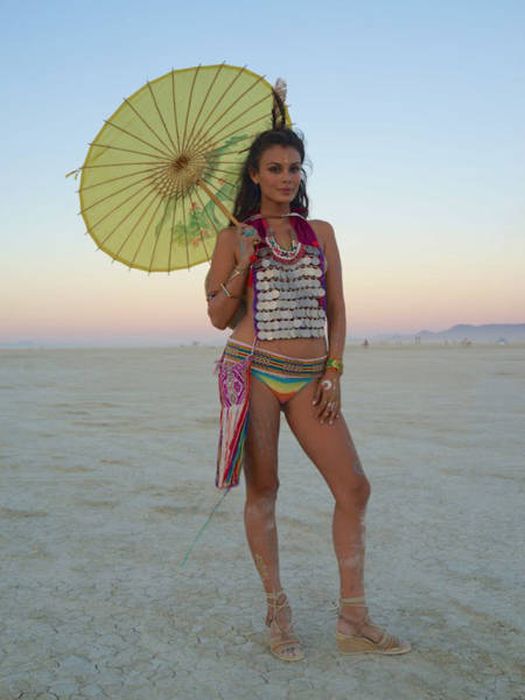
325, 357, 344, 374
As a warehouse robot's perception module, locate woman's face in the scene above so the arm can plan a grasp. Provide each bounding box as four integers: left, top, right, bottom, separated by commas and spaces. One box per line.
250, 145, 302, 205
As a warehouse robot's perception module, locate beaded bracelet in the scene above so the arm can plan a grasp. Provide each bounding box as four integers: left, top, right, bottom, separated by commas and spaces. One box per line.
325, 357, 344, 374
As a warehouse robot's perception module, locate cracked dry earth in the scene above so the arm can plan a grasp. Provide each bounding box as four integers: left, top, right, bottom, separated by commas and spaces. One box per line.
0, 345, 524, 700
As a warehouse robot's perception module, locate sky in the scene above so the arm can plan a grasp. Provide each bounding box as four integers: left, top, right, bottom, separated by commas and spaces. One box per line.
1, 0, 524, 346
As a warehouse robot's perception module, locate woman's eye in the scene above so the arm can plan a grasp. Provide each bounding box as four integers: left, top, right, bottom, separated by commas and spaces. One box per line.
269, 166, 280, 173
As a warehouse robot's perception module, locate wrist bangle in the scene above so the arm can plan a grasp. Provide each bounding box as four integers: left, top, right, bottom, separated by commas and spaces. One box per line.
227, 265, 249, 284
325, 357, 344, 374
220, 282, 232, 297
232, 264, 249, 277
220, 282, 241, 299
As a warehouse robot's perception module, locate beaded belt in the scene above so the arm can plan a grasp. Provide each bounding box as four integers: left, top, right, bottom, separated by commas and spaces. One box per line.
224, 340, 327, 377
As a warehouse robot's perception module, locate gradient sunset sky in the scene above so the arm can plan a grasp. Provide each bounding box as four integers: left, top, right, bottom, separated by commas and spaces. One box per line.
1, 0, 523, 346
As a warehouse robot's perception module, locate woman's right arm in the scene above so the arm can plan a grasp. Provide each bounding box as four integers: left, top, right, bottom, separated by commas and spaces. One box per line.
205, 226, 254, 330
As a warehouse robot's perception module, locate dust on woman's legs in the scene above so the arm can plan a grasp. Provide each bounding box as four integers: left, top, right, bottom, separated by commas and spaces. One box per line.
243, 376, 283, 595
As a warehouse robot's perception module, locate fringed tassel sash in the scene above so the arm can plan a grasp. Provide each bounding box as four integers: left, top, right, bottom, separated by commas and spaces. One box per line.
214, 338, 257, 489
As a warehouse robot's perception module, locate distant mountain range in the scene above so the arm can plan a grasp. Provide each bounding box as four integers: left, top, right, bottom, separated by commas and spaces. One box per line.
368, 323, 525, 343
2, 324, 525, 348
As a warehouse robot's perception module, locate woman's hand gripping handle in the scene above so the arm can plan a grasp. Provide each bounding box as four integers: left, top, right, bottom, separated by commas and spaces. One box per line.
236, 224, 261, 268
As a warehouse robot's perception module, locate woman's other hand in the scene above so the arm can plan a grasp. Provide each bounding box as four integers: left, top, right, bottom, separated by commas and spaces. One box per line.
312, 372, 341, 425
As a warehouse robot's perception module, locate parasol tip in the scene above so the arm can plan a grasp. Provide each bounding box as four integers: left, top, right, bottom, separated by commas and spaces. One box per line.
65, 168, 81, 180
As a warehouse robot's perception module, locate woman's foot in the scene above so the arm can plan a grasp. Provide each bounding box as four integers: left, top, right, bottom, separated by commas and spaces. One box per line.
336, 596, 411, 655
265, 591, 305, 661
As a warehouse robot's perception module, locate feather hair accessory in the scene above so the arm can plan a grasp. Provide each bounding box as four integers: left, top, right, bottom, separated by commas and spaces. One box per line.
274, 78, 287, 104
272, 77, 288, 129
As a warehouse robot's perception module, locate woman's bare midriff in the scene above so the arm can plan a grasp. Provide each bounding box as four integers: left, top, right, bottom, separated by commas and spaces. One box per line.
229, 286, 328, 359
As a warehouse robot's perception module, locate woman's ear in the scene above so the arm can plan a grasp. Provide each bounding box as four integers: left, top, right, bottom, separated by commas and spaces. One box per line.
248, 167, 259, 185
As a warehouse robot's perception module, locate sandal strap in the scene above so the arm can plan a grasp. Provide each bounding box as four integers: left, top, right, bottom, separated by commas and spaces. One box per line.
266, 590, 290, 612
339, 596, 366, 605
264, 592, 305, 659
338, 596, 369, 625
265, 591, 294, 630
271, 637, 301, 652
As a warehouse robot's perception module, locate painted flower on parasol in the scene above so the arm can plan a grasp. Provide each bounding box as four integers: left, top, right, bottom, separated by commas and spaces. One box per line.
69, 63, 291, 272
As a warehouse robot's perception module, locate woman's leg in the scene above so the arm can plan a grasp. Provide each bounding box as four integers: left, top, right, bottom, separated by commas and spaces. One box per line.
284, 381, 395, 642
284, 380, 369, 597
244, 375, 303, 659
243, 375, 282, 594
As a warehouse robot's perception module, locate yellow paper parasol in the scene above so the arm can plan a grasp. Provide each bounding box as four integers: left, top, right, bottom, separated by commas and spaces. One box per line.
72, 64, 291, 272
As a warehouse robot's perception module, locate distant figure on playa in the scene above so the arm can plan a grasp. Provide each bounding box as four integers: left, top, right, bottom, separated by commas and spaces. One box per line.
205, 125, 411, 661
362, 338, 369, 348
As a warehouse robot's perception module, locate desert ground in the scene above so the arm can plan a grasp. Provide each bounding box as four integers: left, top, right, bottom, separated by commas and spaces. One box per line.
1, 343, 524, 699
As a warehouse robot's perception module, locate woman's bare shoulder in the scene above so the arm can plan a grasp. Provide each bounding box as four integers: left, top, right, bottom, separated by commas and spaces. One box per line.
211, 225, 238, 255
308, 219, 336, 246
308, 218, 334, 232
216, 224, 238, 242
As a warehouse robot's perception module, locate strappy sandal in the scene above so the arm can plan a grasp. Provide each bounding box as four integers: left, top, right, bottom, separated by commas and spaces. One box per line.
336, 595, 412, 655
265, 590, 305, 662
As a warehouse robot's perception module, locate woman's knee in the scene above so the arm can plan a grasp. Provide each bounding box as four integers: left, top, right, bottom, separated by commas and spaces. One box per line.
244, 451, 279, 500
245, 476, 280, 504
335, 474, 371, 511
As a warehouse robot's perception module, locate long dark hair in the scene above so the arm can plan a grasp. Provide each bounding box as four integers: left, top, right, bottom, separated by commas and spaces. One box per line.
233, 128, 309, 222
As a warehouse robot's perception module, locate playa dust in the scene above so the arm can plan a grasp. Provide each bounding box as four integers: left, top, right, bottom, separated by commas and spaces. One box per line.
0, 344, 524, 700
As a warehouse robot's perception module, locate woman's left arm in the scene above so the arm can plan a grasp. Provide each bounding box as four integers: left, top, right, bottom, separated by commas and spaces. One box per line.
321, 221, 346, 362
312, 220, 346, 424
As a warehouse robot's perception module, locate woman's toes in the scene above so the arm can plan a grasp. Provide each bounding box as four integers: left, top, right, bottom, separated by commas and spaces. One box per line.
283, 643, 303, 659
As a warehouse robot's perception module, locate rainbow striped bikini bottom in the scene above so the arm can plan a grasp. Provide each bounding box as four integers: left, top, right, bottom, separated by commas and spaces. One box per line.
215, 339, 327, 490
223, 339, 327, 405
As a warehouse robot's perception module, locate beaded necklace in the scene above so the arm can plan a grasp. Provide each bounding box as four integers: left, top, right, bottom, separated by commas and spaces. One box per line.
266, 225, 302, 261
247, 215, 327, 341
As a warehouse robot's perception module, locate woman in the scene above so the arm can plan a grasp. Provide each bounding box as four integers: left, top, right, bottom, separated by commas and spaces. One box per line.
205, 127, 411, 661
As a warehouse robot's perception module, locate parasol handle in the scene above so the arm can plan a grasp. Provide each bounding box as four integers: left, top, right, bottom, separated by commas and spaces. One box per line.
196, 179, 240, 227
